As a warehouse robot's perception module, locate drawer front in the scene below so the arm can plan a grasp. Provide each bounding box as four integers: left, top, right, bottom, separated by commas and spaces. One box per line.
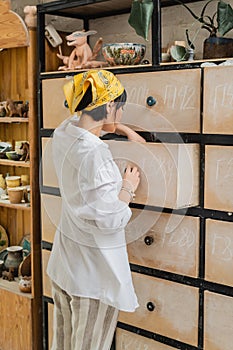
119, 273, 199, 346
41, 137, 58, 188
116, 328, 176, 350
117, 69, 201, 133
107, 140, 199, 208
48, 303, 54, 350
204, 291, 233, 350
41, 193, 61, 243
127, 209, 199, 277
205, 219, 233, 286
42, 77, 72, 129
203, 66, 233, 134
204, 145, 233, 211
42, 249, 52, 298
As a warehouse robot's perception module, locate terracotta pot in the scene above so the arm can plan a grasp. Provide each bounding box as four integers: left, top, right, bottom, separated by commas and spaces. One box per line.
203, 37, 233, 59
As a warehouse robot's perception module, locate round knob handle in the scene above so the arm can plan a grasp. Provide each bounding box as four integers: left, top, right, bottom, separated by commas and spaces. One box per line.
64, 100, 69, 109
146, 96, 156, 107
144, 236, 154, 246
147, 302, 155, 312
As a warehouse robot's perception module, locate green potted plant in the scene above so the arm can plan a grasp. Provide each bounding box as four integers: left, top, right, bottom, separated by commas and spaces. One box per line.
178, 0, 233, 59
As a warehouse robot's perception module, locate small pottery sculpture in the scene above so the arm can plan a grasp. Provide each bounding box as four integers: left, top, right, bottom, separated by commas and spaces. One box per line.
19, 276, 31, 293
2, 267, 15, 281
57, 30, 107, 70
19, 142, 30, 162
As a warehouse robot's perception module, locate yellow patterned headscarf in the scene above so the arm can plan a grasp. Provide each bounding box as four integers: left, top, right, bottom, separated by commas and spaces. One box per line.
63, 70, 124, 114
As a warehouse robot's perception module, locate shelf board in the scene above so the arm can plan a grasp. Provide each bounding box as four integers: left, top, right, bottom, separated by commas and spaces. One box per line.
0, 277, 32, 299
0, 159, 30, 167
0, 199, 31, 210
0, 117, 29, 123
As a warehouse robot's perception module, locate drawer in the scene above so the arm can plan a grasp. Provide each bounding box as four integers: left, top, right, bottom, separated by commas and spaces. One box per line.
204, 291, 233, 350
204, 145, 233, 211
119, 273, 199, 346
41, 193, 61, 243
107, 141, 199, 208
203, 66, 233, 134
42, 77, 72, 129
116, 328, 176, 350
117, 69, 201, 133
42, 249, 52, 298
126, 209, 199, 277
205, 219, 233, 286
48, 303, 54, 350
41, 137, 58, 188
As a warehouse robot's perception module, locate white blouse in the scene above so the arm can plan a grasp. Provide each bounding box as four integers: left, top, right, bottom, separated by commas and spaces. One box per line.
47, 116, 139, 312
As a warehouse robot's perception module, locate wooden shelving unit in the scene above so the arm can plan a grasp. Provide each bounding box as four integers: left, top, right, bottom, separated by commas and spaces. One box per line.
0, 2, 42, 350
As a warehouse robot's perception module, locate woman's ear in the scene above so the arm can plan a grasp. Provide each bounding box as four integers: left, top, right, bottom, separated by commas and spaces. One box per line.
106, 101, 115, 115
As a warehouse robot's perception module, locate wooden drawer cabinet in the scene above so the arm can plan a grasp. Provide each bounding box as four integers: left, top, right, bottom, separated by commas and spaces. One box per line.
204, 145, 233, 211
41, 193, 61, 243
204, 291, 233, 350
117, 69, 201, 133
107, 140, 199, 209
119, 273, 199, 346
116, 329, 176, 350
42, 77, 72, 129
42, 249, 52, 298
127, 209, 199, 277
205, 219, 233, 286
203, 66, 233, 134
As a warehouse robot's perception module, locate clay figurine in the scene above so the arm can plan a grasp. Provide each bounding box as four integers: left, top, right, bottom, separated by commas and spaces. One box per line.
2, 267, 15, 281
20, 142, 30, 162
57, 30, 107, 70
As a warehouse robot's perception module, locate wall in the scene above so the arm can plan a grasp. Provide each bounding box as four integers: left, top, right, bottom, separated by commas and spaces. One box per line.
13, 0, 233, 61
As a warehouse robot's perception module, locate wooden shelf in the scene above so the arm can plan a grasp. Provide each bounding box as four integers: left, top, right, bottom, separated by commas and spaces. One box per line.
0, 159, 30, 167
0, 117, 29, 123
0, 199, 30, 210
0, 277, 32, 298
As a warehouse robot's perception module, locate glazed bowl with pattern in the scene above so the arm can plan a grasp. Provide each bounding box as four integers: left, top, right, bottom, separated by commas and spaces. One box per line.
102, 43, 146, 66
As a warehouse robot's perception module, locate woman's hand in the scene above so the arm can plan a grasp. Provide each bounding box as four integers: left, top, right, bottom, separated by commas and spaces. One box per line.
115, 124, 146, 143
122, 165, 140, 193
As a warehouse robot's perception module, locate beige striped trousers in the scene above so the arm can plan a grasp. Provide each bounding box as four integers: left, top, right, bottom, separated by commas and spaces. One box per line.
51, 282, 119, 350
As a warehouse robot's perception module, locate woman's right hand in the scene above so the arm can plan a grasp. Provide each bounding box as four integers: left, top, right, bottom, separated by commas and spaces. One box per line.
122, 165, 140, 192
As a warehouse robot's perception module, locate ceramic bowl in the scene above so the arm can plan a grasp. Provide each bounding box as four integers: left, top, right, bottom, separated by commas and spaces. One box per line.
7, 186, 24, 204
6, 176, 21, 188
5, 151, 20, 161
102, 43, 146, 66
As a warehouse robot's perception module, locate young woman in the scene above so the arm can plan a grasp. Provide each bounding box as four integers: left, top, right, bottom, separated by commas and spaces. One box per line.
47, 69, 142, 350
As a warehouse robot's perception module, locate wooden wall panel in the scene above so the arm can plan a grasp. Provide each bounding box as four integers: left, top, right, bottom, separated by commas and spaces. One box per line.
127, 209, 199, 277
204, 291, 233, 350
119, 273, 199, 346
205, 219, 233, 286
117, 69, 201, 133
204, 145, 233, 211
203, 66, 233, 134
0, 289, 32, 350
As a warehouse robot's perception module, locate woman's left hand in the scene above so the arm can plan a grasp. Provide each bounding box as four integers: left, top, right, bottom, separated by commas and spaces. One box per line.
115, 124, 146, 143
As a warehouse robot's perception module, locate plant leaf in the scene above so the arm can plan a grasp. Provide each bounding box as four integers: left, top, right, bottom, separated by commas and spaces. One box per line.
218, 0, 233, 36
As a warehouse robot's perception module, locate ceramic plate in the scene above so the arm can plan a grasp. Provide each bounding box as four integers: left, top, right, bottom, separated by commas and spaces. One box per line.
0, 225, 9, 252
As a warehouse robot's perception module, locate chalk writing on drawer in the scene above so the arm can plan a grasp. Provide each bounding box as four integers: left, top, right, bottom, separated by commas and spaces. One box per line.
213, 84, 233, 111
127, 85, 149, 104
164, 85, 196, 110
216, 158, 233, 183
211, 233, 233, 262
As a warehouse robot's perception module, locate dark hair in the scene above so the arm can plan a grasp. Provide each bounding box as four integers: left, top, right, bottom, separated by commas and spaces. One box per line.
75, 84, 127, 121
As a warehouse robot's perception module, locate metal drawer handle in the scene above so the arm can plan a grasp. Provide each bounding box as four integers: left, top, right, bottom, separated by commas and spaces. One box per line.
146, 96, 156, 107
147, 302, 155, 312
144, 236, 154, 246
64, 100, 69, 108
